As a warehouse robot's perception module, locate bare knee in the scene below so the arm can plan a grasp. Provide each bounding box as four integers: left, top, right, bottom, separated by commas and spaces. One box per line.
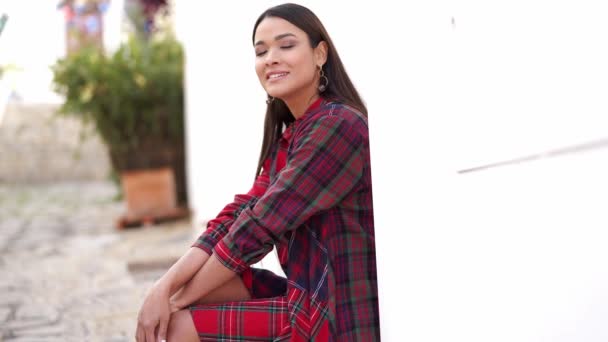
167, 309, 199, 342
195, 276, 251, 305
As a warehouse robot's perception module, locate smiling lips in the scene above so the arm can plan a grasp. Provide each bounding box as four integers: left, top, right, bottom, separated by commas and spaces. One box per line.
267, 71, 289, 81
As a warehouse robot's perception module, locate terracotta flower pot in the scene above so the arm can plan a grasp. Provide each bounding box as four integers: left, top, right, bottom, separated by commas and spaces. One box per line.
118, 167, 183, 227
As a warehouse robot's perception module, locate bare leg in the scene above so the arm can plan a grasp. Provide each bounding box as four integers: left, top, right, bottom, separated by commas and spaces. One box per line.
171, 274, 251, 307
192, 274, 251, 305
167, 309, 199, 342
168, 276, 252, 339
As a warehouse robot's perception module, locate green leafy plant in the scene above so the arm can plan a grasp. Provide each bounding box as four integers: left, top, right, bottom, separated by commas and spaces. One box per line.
51, 34, 187, 204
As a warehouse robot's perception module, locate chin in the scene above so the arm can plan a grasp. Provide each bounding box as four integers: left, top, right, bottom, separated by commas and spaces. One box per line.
266, 80, 297, 95
266, 89, 291, 101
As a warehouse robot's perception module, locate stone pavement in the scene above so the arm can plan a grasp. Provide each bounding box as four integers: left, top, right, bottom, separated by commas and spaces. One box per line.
0, 181, 197, 341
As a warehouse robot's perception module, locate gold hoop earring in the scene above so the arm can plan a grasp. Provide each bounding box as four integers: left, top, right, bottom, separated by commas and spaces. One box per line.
318, 67, 329, 93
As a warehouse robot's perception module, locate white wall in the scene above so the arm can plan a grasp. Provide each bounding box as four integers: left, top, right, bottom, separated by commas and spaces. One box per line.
178, 1, 608, 340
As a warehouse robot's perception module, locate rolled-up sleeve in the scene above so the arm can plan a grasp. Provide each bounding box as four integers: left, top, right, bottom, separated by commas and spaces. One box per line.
214, 114, 366, 273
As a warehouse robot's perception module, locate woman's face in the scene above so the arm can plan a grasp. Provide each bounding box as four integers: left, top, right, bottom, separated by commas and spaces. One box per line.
254, 17, 326, 101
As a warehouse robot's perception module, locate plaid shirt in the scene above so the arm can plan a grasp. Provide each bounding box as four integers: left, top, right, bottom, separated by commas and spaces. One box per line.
194, 98, 380, 341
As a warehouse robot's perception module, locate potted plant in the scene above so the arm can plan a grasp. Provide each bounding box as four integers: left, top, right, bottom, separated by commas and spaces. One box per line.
51, 31, 188, 228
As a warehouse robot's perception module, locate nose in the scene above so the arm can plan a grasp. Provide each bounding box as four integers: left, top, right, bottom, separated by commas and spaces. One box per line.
264, 47, 279, 66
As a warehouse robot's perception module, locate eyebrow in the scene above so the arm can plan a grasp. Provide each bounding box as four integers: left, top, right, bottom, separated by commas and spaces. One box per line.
254, 33, 297, 46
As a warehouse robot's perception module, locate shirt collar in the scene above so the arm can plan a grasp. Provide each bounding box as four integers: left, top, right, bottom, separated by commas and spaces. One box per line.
305, 96, 324, 113
293, 96, 325, 123
283, 97, 329, 141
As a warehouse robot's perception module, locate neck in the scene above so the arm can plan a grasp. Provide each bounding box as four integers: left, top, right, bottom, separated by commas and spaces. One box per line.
283, 87, 320, 120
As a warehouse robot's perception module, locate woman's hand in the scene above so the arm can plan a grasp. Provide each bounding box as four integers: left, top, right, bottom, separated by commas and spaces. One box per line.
136, 283, 172, 342
169, 297, 182, 314
169, 287, 185, 314
133, 248, 212, 341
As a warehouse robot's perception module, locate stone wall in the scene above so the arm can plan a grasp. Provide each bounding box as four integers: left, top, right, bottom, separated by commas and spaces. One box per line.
0, 103, 111, 183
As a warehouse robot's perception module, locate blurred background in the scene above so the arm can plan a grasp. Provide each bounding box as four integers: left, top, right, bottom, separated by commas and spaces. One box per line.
0, 1, 195, 340
1, 0, 608, 341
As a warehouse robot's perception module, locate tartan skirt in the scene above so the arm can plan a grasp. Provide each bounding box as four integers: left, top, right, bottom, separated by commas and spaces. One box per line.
189, 267, 290, 341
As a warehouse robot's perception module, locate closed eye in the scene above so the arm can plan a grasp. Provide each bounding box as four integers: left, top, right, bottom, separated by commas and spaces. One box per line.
256, 45, 294, 57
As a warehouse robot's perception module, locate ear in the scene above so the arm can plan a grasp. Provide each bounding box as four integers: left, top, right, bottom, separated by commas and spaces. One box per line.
314, 41, 328, 67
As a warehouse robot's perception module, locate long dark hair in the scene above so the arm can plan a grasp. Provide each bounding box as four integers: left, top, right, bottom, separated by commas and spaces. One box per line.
252, 3, 367, 176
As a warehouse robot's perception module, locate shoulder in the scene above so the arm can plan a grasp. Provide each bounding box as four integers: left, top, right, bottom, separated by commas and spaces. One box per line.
301, 101, 369, 139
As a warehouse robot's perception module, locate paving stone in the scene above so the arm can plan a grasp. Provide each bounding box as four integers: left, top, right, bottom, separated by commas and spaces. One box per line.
0, 307, 11, 322
15, 306, 58, 322
0, 280, 16, 292
2, 318, 55, 331
11, 324, 65, 337
0, 181, 194, 340
4, 338, 65, 342
0, 292, 27, 306
104, 337, 130, 342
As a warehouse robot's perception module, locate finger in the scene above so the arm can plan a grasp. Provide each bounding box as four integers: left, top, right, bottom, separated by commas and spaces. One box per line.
136, 324, 145, 342
145, 322, 157, 342
157, 314, 169, 342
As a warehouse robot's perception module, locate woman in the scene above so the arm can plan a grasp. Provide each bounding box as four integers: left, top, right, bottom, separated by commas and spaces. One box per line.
136, 3, 380, 341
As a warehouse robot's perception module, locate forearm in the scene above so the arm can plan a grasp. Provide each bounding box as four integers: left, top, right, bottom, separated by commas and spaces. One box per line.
154, 247, 210, 295
170, 253, 237, 309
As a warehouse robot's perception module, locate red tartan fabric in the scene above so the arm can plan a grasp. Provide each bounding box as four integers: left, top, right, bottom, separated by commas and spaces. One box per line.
192, 98, 380, 341
191, 296, 290, 341
191, 288, 331, 341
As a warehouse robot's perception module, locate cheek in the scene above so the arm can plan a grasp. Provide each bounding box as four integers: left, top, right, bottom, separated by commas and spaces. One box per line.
255, 61, 265, 82
291, 53, 316, 79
